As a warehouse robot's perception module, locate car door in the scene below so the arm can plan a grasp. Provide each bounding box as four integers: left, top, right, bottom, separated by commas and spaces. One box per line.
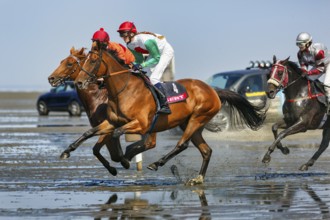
47, 84, 72, 109
237, 74, 268, 107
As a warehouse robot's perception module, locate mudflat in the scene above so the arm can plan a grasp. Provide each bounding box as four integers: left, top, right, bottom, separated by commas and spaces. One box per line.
0, 92, 329, 219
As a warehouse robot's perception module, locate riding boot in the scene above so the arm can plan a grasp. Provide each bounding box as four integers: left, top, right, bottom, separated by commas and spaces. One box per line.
327, 99, 330, 115
154, 83, 171, 114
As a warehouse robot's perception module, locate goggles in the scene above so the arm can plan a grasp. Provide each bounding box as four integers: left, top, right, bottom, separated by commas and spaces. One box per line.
119, 32, 129, 38
296, 41, 308, 48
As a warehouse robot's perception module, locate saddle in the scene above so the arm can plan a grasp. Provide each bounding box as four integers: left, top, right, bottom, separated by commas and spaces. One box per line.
133, 72, 189, 106
310, 79, 327, 106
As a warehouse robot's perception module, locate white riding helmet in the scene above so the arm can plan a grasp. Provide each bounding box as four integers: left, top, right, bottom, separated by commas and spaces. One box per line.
296, 32, 312, 50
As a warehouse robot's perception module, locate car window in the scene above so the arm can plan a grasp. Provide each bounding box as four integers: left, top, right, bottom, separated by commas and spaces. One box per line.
238, 75, 263, 93
206, 74, 242, 89
54, 84, 66, 93
66, 83, 75, 92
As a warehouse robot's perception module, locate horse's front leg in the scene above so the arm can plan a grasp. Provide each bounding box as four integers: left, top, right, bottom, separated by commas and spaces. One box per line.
124, 133, 157, 161
300, 128, 330, 171
112, 119, 144, 138
60, 120, 115, 159
262, 118, 306, 163
272, 119, 290, 155
92, 135, 118, 176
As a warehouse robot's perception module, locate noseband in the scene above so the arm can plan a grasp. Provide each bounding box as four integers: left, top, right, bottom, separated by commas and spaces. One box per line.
269, 63, 302, 91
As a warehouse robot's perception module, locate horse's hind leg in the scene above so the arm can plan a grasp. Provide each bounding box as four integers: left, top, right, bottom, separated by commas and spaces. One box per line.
92, 135, 118, 176
272, 119, 290, 155
185, 129, 212, 186
300, 128, 330, 171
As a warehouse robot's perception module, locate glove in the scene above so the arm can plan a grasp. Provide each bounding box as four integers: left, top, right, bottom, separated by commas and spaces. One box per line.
132, 63, 143, 71
301, 68, 308, 77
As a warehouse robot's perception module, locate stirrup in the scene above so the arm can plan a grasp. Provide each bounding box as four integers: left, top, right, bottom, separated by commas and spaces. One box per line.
157, 106, 171, 114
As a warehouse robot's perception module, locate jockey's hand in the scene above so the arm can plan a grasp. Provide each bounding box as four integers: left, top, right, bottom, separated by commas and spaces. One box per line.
132, 63, 143, 72
301, 68, 308, 77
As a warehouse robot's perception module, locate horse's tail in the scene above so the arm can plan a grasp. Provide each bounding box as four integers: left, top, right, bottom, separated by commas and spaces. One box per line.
214, 88, 266, 130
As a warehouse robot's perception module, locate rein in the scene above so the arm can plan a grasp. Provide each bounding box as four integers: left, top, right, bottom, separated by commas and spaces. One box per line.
82, 48, 132, 95
272, 63, 324, 103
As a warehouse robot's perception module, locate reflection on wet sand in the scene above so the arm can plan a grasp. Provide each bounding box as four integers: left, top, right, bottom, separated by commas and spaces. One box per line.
94, 189, 212, 220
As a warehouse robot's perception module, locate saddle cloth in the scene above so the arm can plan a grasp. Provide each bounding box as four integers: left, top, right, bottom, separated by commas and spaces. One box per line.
161, 82, 189, 103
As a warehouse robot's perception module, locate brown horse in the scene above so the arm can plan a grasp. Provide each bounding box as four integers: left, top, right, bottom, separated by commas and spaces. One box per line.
63, 41, 265, 185
48, 47, 136, 176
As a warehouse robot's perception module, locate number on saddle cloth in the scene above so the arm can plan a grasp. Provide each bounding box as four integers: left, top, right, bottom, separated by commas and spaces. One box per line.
160, 82, 189, 104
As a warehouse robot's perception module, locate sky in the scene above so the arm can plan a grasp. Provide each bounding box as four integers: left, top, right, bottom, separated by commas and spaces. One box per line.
1, 0, 330, 91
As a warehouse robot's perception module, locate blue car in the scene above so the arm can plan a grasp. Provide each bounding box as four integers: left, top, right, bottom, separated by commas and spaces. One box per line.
36, 81, 84, 116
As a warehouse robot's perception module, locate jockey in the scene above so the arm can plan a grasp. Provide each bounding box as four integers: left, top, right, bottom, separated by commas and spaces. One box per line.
92, 28, 135, 65
117, 21, 174, 114
296, 32, 330, 114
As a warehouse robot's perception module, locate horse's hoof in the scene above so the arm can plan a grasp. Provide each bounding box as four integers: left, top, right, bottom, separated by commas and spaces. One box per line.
299, 164, 308, 171
185, 175, 204, 186
109, 167, 118, 176
147, 163, 158, 171
262, 154, 271, 163
281, 147, 290, 155
60, 152, 70, 159
121, 158, 130, 169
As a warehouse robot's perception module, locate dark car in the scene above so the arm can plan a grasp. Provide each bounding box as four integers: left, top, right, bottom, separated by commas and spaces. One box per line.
36, 81, 84, 116
205, 61, 273, 131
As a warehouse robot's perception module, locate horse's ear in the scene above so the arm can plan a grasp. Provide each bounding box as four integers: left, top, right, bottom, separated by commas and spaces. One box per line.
78, 47, 85, 55
282, 56, 290, 64
273, 55, 277, 64
70, 46, 75, 54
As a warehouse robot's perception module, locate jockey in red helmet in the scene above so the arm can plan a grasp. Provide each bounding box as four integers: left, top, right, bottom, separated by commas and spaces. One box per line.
296, 32, 330, 114
92, 28, 135, 65
117, 21, 174, 114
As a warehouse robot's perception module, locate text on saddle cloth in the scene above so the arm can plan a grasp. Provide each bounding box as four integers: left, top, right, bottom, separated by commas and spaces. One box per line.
161, 82, 189, 103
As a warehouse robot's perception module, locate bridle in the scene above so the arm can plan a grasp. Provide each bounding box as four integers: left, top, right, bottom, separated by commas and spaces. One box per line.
80, 50, 109, 83
269, 62, 302, 91
80, 48, 132, 94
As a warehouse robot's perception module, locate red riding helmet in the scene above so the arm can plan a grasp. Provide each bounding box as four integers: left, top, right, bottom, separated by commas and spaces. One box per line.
92, 28, 110, 43
117, 21, 137, 33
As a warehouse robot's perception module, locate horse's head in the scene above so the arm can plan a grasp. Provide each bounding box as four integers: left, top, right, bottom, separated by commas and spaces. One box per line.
75, 41, 128, 90
48, 47, 86, 87
267, 56, 292, 99
75, 41, 110, 89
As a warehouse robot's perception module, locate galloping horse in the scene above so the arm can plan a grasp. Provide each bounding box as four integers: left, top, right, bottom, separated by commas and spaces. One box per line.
263, 56, 330, 171
48, 47, 132, 175
63, 41, 265, 185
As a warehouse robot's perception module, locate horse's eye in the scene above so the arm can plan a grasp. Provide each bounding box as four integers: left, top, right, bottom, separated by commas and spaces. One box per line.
67, 63, 73, 67
90, 59, 97, 64
277, 71, 283, 78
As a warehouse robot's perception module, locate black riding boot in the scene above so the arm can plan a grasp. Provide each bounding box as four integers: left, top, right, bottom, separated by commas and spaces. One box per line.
154, 83, 171, 114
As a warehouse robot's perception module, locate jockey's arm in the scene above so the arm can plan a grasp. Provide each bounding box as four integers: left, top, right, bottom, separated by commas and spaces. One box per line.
308, 50, 326, 75
140, 39, 161, 68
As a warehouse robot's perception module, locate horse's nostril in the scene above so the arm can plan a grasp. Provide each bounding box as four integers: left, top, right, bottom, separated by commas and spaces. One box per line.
48, 77, 54, 83
76, 81, 83, 88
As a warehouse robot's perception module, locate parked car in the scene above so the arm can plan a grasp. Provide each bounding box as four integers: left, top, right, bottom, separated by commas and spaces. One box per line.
205, 61, 274, 131
36, 81, 84, 116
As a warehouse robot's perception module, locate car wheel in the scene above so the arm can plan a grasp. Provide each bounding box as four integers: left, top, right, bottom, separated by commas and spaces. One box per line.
37, 100, 49, 116
68, 101, 81, 116
205, 110, 231, 132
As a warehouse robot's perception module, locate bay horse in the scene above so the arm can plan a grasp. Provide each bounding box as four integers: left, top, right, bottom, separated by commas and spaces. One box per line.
64, 41, 265, 185
48, 47, 134, 175
263, 56, 329, 171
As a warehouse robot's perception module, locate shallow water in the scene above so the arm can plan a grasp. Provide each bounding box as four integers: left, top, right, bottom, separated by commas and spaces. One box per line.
0, 92, 330, 219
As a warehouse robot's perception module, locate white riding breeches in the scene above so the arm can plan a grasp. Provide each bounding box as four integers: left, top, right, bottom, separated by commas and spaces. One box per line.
315, 63, 330, 101
144, 44, 174, 85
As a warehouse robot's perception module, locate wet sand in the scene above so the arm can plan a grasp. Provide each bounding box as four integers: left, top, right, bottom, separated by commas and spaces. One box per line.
1, 92, 330, 219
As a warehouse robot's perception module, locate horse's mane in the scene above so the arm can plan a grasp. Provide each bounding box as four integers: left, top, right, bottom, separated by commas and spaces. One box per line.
287, 60, 303, 75
106, 49, 128, 67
